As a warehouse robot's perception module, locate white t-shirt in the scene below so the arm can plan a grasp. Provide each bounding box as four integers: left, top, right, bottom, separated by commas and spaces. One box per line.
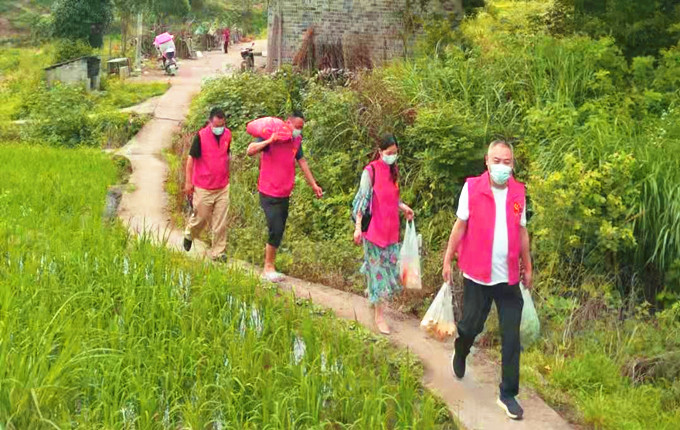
456, 182, 526, 286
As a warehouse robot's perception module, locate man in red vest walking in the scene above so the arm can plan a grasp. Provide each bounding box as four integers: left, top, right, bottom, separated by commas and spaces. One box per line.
183, 108, 231, 262
247, 111, 323, 282
442, 140, 533, 420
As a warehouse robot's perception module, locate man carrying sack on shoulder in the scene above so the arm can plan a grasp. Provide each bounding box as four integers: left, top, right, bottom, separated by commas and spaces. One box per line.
246, 111, 323, 283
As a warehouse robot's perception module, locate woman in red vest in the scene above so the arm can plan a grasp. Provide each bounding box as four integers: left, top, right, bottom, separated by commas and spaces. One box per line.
442, 140, 533, 420
352, 134, 414, 335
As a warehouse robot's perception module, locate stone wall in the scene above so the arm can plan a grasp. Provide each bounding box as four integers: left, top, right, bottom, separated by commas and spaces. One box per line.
267, 0, 414, 70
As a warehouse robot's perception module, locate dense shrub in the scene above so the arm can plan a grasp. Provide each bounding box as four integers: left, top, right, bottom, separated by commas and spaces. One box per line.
530, 152, 640, 290
52, 0, 113, 48
92, 111, 149, 148
22, 84, 95, 147
52, 39, 94, 63
30, 13, 54, 44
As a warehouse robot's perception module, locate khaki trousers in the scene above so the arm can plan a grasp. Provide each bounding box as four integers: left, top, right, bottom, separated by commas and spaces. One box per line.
184, 185, 230, 258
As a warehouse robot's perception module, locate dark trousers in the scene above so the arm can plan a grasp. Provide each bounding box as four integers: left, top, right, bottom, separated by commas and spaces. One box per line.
455, 277, 524, 398
259, 192, 290, 248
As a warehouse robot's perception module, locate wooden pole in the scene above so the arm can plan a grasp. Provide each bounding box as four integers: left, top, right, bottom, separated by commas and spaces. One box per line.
135, 12, 142, 73
277, 2, 283, 70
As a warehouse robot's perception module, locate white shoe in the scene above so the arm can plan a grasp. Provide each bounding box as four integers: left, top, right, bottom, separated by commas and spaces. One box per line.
261, 271, 284, 283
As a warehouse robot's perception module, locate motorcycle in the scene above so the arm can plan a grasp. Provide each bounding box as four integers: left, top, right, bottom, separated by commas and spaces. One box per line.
154, 32, 179, 76
161, 50, 179, 76
240, 43, 255, 72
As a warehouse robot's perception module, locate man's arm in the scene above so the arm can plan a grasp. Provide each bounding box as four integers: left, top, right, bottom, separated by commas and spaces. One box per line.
246, 133, 277, 157
442, 219, 467, 282
185, 156, 195, 195
297, 158, 323, 198
520, 226, 533, 289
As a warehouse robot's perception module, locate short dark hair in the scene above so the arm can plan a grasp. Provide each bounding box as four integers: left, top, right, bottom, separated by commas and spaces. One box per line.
290, 110, 305, 120
209, 107, 226, 120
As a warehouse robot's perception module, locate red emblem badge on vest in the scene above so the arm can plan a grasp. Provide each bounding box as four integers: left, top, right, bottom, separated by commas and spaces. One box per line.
513, 201, 521, 215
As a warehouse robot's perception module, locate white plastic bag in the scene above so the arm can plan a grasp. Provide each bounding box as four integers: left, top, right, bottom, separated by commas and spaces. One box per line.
520, 283, 540, 347
421, 282, 457, 340
399, 220, 422, 290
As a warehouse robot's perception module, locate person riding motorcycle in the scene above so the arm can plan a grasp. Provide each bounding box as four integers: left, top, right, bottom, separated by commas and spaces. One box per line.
154, 32, 178, 75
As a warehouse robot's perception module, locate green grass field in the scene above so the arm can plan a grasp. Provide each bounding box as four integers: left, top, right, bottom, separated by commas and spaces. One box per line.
0, 143, 455, 428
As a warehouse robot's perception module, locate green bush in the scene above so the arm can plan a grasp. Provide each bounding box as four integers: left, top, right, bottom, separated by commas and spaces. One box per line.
92, 111, 149, 148
52, 39, 93, 63
185, 73, 291, 131
52, 0, 113, 48
30, 13, 54, 43
530, 152, 639, 289
17, 80, 158, 148
98, 78, 170, 109
22, 83, 95, 147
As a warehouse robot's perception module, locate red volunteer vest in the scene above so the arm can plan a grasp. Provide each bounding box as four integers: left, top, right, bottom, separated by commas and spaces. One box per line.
192, 125, 231, 190
258, 135, 302, 198
457, 171, 525, 285
364, 160, 400, 248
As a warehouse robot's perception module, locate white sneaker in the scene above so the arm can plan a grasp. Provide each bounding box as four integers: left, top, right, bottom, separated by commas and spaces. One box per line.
261, 271, 285, 283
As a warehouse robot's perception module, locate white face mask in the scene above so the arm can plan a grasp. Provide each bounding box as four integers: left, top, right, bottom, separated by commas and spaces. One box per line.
292, 129, 302, 138
489, 163, 512, 185
382, 153, 398, 165
212, 126, 225, 136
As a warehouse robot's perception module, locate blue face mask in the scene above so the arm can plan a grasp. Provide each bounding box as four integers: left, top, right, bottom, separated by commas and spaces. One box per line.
382, 153, 398, 165
292, 129, 302, 138
489, 163, 512, 185
212, 126, 225, 136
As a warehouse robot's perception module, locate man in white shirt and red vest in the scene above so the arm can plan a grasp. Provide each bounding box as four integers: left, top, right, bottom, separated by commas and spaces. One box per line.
442, 140, 533, 420
246, 111, 323, 282
183, 108, 231, 262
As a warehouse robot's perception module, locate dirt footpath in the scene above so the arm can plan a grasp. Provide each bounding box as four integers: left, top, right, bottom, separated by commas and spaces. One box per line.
117, 43, 573, 430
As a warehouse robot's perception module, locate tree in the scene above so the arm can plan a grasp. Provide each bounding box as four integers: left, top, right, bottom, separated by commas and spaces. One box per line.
113, 0, 133, 56
558, 0, 680, 58
53, 0, 114, 48
147, 0, 191, 26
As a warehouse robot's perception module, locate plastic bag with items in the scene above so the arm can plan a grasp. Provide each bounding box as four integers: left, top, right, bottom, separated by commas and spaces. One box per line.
520, 283, 540, 347
399, 220, 422, 290
420, 282, 457, 340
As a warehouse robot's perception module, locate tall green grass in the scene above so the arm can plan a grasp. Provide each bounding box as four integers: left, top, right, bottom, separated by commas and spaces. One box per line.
0, 143, 455, 428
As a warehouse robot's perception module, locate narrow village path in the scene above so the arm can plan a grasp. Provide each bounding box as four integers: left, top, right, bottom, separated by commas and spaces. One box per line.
117, 43, 573, 430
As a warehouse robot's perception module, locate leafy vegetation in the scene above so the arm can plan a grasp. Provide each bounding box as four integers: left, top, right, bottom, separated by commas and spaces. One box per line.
0, 45, 168, 147
0, 0, 53, 44
0, 143, 455, 428
549, 0, 680, 58
53, 0, 114, 48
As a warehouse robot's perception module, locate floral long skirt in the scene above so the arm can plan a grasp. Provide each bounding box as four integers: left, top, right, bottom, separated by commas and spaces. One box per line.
361, 239, 402, 305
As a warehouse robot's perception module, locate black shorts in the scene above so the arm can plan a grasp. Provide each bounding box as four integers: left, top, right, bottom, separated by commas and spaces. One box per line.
165, 51, 175, 60
259, 192, 290, 248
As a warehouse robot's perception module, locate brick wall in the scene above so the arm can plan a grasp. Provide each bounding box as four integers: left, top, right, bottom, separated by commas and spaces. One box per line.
267, 0, 415, 69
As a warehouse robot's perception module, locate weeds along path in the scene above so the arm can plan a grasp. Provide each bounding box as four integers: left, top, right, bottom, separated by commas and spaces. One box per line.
117, 44, 572, 430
